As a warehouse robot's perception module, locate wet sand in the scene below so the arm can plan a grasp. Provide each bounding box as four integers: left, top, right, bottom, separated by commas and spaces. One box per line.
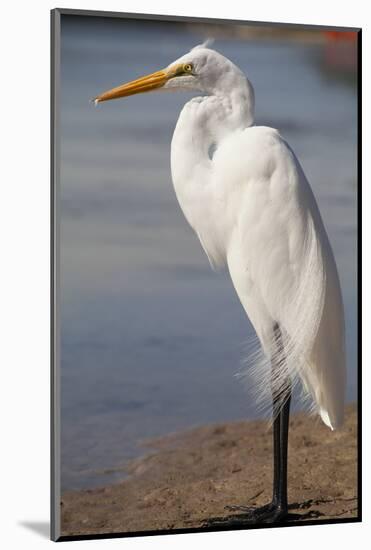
61, 404, 358, 537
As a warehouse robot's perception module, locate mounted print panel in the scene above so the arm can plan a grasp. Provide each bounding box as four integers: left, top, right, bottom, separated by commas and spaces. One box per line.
51, 8, 360, 542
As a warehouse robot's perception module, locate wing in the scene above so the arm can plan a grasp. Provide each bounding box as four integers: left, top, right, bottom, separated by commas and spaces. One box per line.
219, 127, 346, 429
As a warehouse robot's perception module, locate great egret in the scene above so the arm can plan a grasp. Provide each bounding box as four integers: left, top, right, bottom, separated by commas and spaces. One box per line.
94, 43, 346, 525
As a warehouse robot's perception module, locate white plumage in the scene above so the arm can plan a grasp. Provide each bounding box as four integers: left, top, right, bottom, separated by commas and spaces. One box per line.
169, 46, 346, 430
95, 44, 346, 431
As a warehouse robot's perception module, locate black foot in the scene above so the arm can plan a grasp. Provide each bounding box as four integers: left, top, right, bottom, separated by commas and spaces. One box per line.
203, 502, 289, 528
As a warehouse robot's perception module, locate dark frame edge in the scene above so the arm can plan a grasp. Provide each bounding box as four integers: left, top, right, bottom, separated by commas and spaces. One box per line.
51, 7, 61, 543
56, 517, 361, 543
356, 28, 362, 523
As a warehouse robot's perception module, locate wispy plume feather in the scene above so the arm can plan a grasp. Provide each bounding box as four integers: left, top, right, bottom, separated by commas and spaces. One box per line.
191, 37, 215, 50
236, 214, 327, 425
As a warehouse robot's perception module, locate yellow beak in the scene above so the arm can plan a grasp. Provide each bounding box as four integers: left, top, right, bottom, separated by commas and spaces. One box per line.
93, 69, 169, 104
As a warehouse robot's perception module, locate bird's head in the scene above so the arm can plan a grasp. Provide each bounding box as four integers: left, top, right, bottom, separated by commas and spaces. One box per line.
93, 42, 248, 104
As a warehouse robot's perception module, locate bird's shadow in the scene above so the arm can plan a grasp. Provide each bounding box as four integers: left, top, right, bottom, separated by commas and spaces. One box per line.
201, 499, 329, 528
18, 521, 50, 539
288, 498, 333, 519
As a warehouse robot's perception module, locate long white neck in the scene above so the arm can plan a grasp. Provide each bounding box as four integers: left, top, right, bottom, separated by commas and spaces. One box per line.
171, 79, 253, 210
170, 79, 254, 268
171, 79, 254, 186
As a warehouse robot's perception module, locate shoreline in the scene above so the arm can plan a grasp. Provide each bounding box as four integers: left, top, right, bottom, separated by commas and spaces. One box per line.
61, 404, 357, 536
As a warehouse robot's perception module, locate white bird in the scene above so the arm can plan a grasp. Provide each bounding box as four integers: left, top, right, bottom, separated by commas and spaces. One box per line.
94, 43, 346, 525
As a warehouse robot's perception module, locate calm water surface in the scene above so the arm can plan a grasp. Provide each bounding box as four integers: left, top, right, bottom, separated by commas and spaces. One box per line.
60, 17, 357, 491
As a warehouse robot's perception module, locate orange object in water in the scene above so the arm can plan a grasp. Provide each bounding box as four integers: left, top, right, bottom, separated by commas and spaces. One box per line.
323, 31, 357, 74
325, 31, 357, 42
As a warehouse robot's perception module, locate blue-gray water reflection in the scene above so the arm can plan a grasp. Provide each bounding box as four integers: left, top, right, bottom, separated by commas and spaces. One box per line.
60, 17, 357, 491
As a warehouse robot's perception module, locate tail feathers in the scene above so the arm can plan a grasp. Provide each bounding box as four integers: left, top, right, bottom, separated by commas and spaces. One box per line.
320, 409, 334, 430
300, 360, 345, 431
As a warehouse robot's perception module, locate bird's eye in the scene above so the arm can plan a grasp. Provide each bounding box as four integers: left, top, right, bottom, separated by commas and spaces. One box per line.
183, 63, 193, 73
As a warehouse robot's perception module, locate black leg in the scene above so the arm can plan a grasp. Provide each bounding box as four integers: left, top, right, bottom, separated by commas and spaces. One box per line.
271, 323, 291, 515
203, 323, 292, 526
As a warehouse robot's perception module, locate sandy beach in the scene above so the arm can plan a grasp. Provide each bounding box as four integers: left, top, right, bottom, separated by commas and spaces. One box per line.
61, 404, 358, 537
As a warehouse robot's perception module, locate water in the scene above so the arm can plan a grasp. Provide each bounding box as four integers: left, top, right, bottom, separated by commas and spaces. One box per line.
59, 16, 357, 491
